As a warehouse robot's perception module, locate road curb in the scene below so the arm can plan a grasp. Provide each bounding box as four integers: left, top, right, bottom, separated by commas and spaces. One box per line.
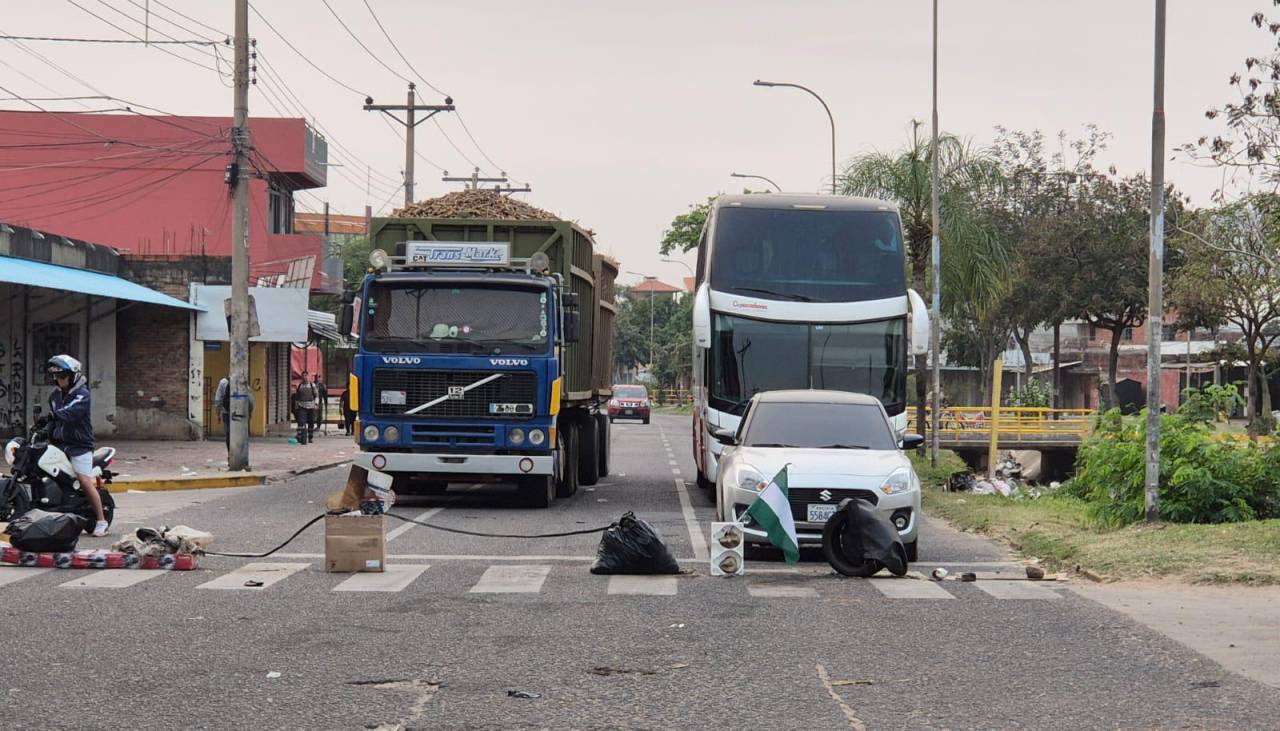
107, 474, 266, 493
269, 459, 353, 482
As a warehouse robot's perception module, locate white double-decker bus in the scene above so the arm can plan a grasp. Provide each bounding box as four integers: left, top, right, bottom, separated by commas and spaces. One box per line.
690, 194, 929, 492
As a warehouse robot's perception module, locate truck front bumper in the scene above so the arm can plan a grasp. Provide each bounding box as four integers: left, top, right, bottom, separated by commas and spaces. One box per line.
353, 451, 554, 477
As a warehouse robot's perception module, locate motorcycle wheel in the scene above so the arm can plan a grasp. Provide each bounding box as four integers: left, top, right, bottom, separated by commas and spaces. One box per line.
0, 478, 31, 522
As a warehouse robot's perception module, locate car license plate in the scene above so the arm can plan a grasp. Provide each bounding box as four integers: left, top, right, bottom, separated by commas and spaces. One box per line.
623, 409, 634, 415
807, 504, 838, 523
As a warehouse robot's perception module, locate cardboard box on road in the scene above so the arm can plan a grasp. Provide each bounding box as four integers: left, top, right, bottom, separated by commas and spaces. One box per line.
324, 514, 385, 573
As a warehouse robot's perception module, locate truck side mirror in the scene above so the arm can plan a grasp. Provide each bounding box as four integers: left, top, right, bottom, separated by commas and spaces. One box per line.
564, 307, 581, 343
562, 292, 580, 308
339, 303, 354, 339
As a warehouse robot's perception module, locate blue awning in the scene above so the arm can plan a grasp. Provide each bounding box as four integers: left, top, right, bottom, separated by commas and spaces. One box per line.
0, 255, 204, 311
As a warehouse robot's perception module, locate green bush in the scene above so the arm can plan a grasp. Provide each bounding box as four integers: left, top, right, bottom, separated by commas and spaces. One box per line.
1177, 383, 1244, 424
1073, 409, 1280, 525
1007, 379, 1052, 408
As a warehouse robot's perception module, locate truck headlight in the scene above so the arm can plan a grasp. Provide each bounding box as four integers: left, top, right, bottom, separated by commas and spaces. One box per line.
881, 467, 914, 495
368, 248, 389, 271
383, 426, 400, 443
528, 429, 546, 446
509, 428, 526, 446
363, 424, 380, 442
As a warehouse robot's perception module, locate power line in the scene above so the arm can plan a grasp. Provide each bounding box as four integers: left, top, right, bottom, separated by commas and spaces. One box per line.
453, 111, 504, 175
150, 0, 227, 39
248, 2, 368, 98
63, 0, 225, 76
360, 0, 446, 98
0, 56, 95, 110
0, 34, 218, 44
376, 112, 444, 172
319, 0, 412, 86
121, 0, 220, 42
431, 113, 482, 172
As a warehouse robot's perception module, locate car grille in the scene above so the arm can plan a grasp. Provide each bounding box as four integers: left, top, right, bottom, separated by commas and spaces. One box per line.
372, 369, 537, 419
788, 488, 879, 523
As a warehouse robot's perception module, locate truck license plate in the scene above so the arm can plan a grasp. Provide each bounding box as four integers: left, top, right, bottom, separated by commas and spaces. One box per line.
380, 390, 406, 405
489, 403, 533, 415
807, 504, 838, 523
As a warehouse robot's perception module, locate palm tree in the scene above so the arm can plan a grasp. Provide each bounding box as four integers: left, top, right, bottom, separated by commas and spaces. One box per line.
839, 122, 1008, 435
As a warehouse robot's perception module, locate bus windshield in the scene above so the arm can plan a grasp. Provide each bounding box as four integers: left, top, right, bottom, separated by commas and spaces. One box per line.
709, 207, 905, 302
362, 283, 550, 354
709, 313, 905, 416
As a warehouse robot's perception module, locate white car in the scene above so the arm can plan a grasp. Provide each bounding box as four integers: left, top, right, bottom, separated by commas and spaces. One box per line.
713, 390, 923, 561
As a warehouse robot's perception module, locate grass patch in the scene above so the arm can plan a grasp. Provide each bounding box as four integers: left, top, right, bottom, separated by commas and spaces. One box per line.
924, 488, 1280, 585
908, 449, 969, 488
653, 404, 692, 416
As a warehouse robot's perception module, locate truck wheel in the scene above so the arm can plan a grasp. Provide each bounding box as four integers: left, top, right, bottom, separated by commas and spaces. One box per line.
577, 415, 599, 487
521, 475, 554, 509
555, 422, 579, 498
595, 412, 610, 478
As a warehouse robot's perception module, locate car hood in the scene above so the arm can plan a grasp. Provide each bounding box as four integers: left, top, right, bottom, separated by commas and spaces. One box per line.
730, 447, 910, 482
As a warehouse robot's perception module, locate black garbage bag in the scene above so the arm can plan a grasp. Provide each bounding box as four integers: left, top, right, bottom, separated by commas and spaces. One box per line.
822, 498, 908, 578
6, 509, 87, 552
589, 511, 681, 575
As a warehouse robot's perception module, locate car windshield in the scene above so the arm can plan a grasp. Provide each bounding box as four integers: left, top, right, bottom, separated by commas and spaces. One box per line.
710, 207, 906, 303
709, 314, 906, 416
362, 283, 549, 354
742, 401, 898, 450
614, 386, 647, 399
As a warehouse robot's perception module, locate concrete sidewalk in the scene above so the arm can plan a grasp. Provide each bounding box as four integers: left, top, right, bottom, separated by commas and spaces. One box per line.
105, 431, 355, 491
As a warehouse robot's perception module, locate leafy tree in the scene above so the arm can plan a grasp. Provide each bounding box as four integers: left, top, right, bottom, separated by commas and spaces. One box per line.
1169, 195, 1280, 434
839, 123, 1005, 432
659, 197, 714, 256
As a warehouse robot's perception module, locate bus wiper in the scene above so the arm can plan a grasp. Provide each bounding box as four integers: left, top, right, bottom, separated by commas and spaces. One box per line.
436, 336, 501, 354
750, 443, 797, 448
729, 286, 816, 302
820, 444, 871, 450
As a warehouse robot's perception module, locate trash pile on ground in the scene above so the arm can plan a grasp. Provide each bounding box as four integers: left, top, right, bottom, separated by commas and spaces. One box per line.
111, 525, 213, 557
947, 452, 1063, 500
391, 189, 560, 221
0, 521, 209, 570
590, 511, 681, 575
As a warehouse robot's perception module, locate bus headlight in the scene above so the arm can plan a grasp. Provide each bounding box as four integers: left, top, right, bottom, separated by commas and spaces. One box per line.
509, 428, 526, 446
528, 429, 546, 446
383, 426, 400, 443
363, 424, 381, 442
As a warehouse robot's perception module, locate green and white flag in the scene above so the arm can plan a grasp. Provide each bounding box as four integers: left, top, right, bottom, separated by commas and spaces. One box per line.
745, 465, 799, 564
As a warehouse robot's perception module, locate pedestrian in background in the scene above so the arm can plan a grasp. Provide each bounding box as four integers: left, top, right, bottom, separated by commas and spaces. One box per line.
215, 376, 255, 462
313, 372, 328, 438
294, 371, 318, 445
341, 386, 356, 435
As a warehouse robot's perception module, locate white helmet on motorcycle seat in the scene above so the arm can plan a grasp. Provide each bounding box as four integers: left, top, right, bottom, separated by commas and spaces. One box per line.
46, 354, 81, 379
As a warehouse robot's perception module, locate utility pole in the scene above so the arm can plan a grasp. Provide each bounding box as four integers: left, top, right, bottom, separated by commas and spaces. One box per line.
442, 167, 509, 190
929, 0, 942, 466
227, 0, 251, 471
364, 83, 455, 207
1145, 0, 1167, 522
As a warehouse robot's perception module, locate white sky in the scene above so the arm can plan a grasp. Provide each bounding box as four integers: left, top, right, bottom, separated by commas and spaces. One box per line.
1, 1, 1268, 287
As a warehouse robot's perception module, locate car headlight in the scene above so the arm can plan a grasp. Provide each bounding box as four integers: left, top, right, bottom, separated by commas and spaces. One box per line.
528, 429, 546, 446
881, 467, 914, 495
730, 464, 768, 494
363, 424, 380, 442
509, 428, 526, 446
383, 425, 400, 443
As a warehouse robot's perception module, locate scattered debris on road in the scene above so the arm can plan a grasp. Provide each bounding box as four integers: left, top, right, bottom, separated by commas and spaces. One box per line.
507, 690, 542, 699
1026, 566, 1047, 580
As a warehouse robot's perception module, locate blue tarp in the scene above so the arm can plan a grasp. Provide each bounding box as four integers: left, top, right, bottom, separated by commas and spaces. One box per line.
0, 255, 204, 311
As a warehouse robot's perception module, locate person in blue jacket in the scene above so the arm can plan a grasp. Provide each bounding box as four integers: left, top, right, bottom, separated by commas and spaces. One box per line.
45, 355, 108, 536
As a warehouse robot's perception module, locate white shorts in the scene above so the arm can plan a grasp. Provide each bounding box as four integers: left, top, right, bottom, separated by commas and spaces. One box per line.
69, 452, 93, 478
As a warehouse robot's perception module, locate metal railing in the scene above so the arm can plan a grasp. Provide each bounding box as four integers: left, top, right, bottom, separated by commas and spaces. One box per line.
924, 406, 1095, 443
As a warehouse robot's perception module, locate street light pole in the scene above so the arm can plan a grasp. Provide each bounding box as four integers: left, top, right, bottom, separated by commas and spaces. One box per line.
753, 80, 836, 194
929, 0, 942, 467
729, 172, 781, 193
661, 258, 694, 279
1145, 0, 1167, 522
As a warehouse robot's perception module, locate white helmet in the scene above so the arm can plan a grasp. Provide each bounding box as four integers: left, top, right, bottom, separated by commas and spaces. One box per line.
46, 354, 82, 379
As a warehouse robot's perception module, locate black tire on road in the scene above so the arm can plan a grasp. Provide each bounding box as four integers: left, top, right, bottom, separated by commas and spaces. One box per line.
555, 421, 579, 498
521, 475, 554, 509
577, 415, 599, 487
821, 509, 883, 578
595, 412, 610, 478
905, 539, 918, 563
643, 417, 650, 425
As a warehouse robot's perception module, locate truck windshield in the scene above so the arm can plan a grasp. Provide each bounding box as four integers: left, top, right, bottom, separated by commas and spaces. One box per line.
709, 207, 905, 302
362, 283, 550, 354
709, 314, 905, 416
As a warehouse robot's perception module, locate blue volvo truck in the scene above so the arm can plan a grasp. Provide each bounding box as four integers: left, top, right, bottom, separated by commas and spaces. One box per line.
340, 213, 617, 508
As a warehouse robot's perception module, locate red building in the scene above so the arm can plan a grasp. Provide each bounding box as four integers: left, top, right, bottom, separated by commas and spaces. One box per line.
0, 110, 332, 290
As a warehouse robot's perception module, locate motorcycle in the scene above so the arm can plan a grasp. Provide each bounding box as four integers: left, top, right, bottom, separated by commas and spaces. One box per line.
0, 409, 116, 533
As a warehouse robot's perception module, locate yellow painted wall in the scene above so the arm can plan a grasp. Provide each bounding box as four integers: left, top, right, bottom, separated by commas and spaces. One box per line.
203, 343, 268, 437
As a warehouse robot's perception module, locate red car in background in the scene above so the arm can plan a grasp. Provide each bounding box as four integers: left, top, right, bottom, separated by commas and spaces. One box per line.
608, 384, 651, 424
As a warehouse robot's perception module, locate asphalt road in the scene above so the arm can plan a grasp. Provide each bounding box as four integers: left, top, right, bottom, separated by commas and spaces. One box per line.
3, 413, 1278, 730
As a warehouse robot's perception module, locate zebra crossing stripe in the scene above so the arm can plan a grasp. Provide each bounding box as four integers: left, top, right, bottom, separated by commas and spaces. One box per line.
333, 564, 429, 592
60, 571, 167, 589
747, 582, 820, 598
197, 562, 309, 590
973, 581, 1062, 600
469, 565, 550, 593
607, 575, 678, 596
870, 578, 954, 600
0, 567, 50, 587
